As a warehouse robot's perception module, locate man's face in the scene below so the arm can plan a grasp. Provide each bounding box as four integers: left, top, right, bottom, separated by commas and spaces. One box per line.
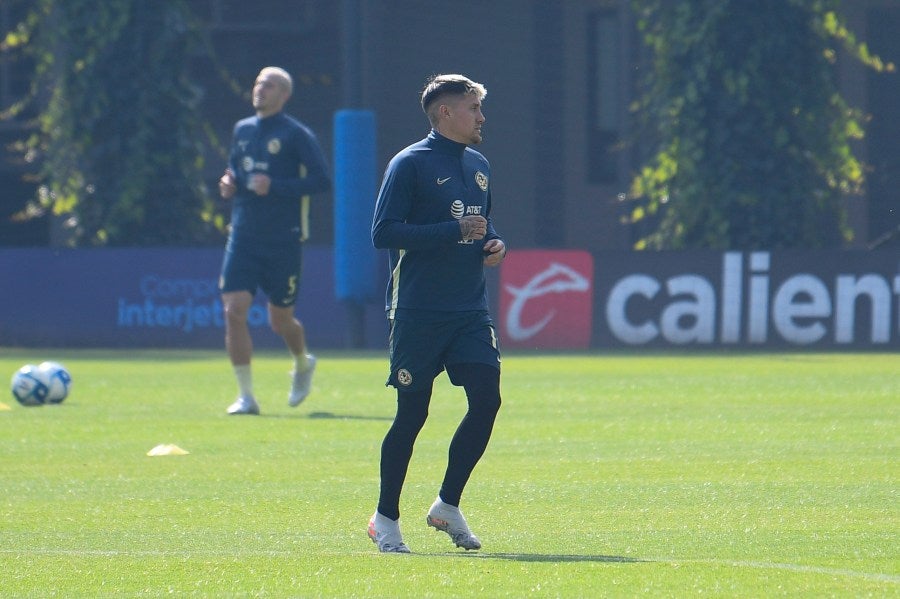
441, 93, 485, 145
252, 73, 289, 116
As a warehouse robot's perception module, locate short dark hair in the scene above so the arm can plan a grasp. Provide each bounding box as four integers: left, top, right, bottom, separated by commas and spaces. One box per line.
420, 74, 487, 115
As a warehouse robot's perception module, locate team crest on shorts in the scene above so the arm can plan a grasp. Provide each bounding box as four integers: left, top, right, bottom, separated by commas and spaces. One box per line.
397, 368, 413, 386
267, 138, 281, 154
475, 171, 488, 191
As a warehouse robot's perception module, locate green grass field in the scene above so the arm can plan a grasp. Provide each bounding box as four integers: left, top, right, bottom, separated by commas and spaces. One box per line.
1, 349, 897, 597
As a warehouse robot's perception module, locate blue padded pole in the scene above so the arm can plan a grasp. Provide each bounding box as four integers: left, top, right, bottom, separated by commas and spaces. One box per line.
333, 109, 379, 305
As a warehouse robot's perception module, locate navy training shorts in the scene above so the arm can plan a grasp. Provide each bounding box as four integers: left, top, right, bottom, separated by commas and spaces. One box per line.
386, 311, 501, 391
219, 237, 302, 307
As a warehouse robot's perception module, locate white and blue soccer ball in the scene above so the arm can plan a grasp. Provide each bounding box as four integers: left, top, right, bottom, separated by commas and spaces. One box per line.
37, 361, 72, 404
10, 364, 51, 406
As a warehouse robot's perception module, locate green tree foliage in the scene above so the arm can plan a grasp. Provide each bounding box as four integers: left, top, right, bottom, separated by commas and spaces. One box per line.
628, 0, 892, 250
2, 0, 226, 246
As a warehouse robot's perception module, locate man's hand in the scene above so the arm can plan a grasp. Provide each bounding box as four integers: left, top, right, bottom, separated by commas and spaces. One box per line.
247, 173, 272, 196
219, 168, 237, 200
459, 215, 487, 241
482, 239, 506, 267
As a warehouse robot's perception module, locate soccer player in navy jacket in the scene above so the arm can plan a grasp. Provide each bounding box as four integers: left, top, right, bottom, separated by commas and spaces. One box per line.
218, 67, 330, 415
368, 74, 507, 552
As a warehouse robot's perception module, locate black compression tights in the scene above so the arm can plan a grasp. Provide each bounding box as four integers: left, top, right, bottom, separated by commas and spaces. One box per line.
377, 363, 501, 521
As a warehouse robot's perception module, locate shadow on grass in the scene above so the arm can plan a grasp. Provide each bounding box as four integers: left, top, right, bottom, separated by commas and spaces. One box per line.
445, 552, 645, 563
307, 411, 393, 421
250, 411, 393, 421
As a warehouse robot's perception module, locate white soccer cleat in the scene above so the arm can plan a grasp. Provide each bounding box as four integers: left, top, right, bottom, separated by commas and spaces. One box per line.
288, 355, 316, 407
426, 498, 482, 550
226, 395, 260, 415
367, 512, 411, 553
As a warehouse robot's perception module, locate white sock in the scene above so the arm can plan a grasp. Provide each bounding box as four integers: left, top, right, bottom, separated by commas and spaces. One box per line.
233, 364, 253, 398
293, 353, 311, 372
435, 497, 459, 511
374, 511, 400, 529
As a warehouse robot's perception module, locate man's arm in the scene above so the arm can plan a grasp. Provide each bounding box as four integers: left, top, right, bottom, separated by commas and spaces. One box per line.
267, 130, 331, 198
372, 156, 461, 250
481, 188, 505, 266
219, 168, 237, 200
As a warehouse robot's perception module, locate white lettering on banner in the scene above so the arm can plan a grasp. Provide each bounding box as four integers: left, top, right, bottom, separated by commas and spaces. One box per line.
606, 275, 659, 344
748, 252, 770, 343
835, 274, 893, 343
720, 252, 742, 343
772, 275, 830, 344
662, 275, 716, 343
606, 252, 900, 345
504, 262, 591, 341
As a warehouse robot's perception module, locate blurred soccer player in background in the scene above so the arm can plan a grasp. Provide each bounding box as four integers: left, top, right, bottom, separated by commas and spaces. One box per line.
367, 74, 506, 552
217, 66, 331, 415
